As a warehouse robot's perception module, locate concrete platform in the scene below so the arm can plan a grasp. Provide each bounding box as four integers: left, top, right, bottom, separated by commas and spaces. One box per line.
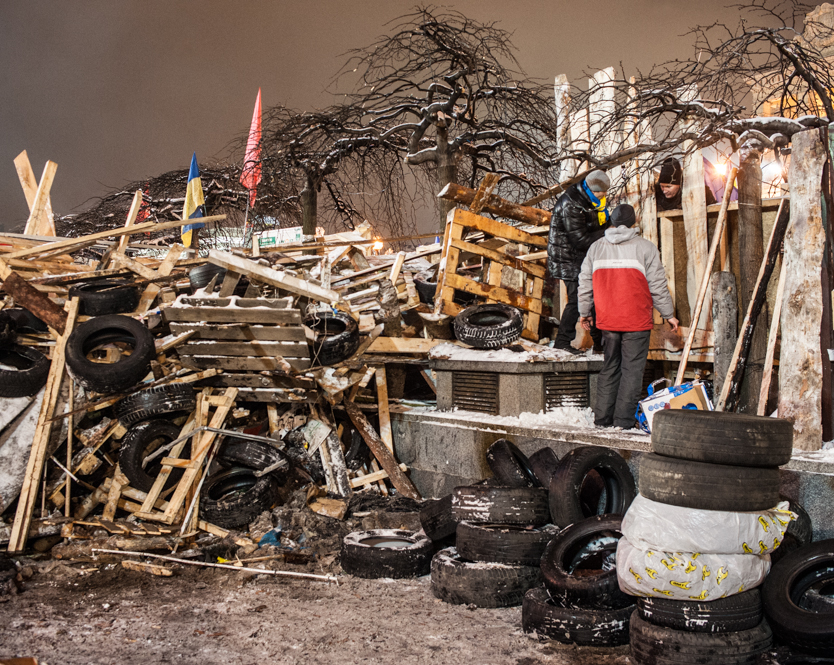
390, 405, 834, 541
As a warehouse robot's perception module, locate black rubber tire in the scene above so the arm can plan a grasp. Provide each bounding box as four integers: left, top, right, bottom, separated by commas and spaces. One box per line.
486, 439, 541, 488
430, 547, 542, 608
199, 467, 278, 529
68, 280, 140, 316
414, 269, 438, 305
453, 303, 524, 349
638, 453, 780, 512
218, 439, 290, 475
548, 446, 636, 528
637, 589, 763, 633
799, 584, 834, 612
522, 586, 633, 646
629, 611, 772, 665
540, 514, 632, 610
528, 447, 560, 488
651, 409, 793, 468
763, 539, 834, 655
420, 494, 457, 542
0, 343, 50, 397
0, 311, 17, 346
114, 383, 196, 427
118, 420, 186, 493
451, 486, 550, 526
189, 264, 226, 292
3, 308, 47, 334
772, 498, 814, 565
343, 428, 371, 471
303, 311, 360, 366
340, 529, 433, 579
456, 522, 559, 566
65, 315, 154, 393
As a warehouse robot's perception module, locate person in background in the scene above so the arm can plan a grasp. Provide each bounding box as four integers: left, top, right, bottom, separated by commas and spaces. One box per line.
547, 169, 610, 353
654, 157, 717, 212
578, 204, 679, 429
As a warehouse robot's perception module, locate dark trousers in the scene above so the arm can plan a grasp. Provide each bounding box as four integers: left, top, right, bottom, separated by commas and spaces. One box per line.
594, 329, 651, 428
554, 280, 601, 349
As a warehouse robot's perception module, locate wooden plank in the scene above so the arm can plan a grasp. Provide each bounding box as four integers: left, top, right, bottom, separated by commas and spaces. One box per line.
14, 150, 41, 211
345, 401, 421, 501
121, 560, 173, 577
178, 340, 309, 357
3, 215, 225, 261
178, 296, 292, 309
375, 366, 394, 454
163, 307, 302, 325
675, 167, 737, 384
7, 297, 79, 552
436, 182, 551, 225
0, 265, 67, 334
681, 147, 710, 329
102, 466, 128, 521
217, 270, 242, 298
179, 356, 311, 371
778, 130, 827, 448
168, 322, 307, 342
450, 239, 546, 279
136, 411, 197, 515
113, 190, 144, 258
443, 272, 542, 314
453, 209, 548, 247
24, 160, 58, 237
758, 260, 786, 416
135, 244, 184, 312
207, 250, 341, 303
659, 217, 676, 314
717, 198, 791, 412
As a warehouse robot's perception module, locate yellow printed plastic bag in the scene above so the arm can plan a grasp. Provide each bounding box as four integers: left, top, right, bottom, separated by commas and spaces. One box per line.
616, 536, 771, 601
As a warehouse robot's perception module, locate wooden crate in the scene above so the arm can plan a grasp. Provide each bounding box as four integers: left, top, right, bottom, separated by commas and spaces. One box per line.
434, 208, 548, 340
163, 295, 312, 372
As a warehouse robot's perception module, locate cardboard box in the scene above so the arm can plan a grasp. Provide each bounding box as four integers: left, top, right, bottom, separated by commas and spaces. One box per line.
638, 381, 713, 432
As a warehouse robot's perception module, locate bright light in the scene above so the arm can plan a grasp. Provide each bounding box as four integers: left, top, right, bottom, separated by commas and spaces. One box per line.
372, 240, 384, 252
713, 159, 728, 177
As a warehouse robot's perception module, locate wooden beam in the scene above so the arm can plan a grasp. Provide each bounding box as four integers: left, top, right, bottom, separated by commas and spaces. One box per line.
0, 261, 68, 334
453, 209, 548, 247
345, 401, 420, 501
7, 297, 79, 552
437, 182, 550, 226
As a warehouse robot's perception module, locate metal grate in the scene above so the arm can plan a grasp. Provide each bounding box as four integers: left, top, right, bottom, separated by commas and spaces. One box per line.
451, 371, 500, 414
545, 372, 590, 409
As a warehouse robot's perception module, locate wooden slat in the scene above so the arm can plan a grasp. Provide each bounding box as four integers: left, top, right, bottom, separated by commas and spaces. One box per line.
168, 322, 307, 341
178, 340, 309, 357
449, 239, 546, 279
375, 366, 394, 454
163, 306, 302, 325
443, 272, 542, 314
179, 356, 311, 371
453, 209, 548, 247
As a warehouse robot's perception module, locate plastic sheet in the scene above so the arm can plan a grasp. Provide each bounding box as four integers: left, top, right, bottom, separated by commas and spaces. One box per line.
616, 536, 771, 601
622, 494, 795, 555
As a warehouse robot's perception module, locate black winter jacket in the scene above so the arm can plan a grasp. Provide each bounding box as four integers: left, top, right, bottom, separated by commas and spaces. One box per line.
547, 183, 609, 281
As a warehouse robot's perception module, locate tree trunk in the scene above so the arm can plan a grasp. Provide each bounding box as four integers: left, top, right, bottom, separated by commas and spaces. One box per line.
711, 271, 738, 394
737, 141, 767, 413
435, 125, 458, 230
301, 174, 317, 236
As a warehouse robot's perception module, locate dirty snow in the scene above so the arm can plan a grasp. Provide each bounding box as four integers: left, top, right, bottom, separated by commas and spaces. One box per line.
791, 440, 834, 464
429, 343, 602, 363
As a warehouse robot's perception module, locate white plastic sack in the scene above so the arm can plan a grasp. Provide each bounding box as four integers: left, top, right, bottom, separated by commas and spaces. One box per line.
621, 494, 796, 555
616, 536, 770, 601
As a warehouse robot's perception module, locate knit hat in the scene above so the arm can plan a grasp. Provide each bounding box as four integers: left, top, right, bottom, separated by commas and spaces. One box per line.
584, 170, 610, 193
658, 158, 682, 185
610, 204, 636, 228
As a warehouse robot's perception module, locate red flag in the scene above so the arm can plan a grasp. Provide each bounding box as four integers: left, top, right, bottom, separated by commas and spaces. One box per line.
240, 88, 262, 207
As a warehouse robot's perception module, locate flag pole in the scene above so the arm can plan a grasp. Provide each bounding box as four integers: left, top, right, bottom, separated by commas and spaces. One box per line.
242, 194, 251, 245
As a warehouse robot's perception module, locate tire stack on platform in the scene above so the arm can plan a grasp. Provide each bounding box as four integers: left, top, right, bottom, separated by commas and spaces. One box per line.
430, 440, 554, 608
622, 409, 796, 665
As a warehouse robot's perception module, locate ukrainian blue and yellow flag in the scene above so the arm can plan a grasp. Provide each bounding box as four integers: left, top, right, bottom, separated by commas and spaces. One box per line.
181, 153, 206, 246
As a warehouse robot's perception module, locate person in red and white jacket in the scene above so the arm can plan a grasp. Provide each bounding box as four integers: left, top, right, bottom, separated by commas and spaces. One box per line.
578, 204, 679, 428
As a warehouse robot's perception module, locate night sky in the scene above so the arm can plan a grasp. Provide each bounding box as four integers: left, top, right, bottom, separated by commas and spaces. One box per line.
0, 1, 825, 231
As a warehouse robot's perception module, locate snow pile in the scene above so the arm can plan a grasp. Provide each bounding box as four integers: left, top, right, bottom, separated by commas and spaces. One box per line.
792, 442, 834, 464
453, 406, 596, 430
429, 343, 601, 363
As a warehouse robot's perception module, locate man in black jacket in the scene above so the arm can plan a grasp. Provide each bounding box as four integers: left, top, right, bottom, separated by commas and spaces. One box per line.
548, 169, 610, 352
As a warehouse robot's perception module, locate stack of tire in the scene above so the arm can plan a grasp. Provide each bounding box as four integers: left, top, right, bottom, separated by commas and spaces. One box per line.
522, 446, 639, 646
425, 440, 554, 607
623, 409, 796, 665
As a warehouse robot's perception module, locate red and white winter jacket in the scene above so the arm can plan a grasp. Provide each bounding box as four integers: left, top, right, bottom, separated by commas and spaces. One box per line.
577, 226, 674, 332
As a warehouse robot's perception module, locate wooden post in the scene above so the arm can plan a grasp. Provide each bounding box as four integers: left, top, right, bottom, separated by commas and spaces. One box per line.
758, 261, 786, 416
7, 297, 79, 552
681, 147, 710, 329
737, 140, 768, 412
712, 272, 738, 396
779, 129, 827, 450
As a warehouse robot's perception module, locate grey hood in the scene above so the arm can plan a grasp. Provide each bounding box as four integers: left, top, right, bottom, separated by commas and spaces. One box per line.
604, 226, 639, 245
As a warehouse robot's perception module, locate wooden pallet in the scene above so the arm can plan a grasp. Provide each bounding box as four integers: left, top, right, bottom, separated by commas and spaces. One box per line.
434, 207, 547, 340
163, 294, 312, 373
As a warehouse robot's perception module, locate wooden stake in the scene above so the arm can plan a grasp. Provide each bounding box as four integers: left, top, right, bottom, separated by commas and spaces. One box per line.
675, 167, 737, 385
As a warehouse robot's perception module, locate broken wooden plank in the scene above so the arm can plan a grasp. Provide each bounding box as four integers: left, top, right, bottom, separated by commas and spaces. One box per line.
453, 209, 548, 247
450, 239, 546, 279
168, 322, 307, 342
121, 560, 173, 577
22, 159, 58, 237
0, 262, 68, 334
177, 340, 309, 357
163, 306, 302, 325
437, 182, 551, 225
345, 400, 420, 501
7, 298, 79, 552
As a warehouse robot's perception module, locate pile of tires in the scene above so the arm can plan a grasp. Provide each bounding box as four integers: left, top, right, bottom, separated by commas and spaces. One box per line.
621, 409, 797, 664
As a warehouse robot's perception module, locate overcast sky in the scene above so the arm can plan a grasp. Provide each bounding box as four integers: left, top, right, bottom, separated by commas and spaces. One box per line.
0, 1, 825, 231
